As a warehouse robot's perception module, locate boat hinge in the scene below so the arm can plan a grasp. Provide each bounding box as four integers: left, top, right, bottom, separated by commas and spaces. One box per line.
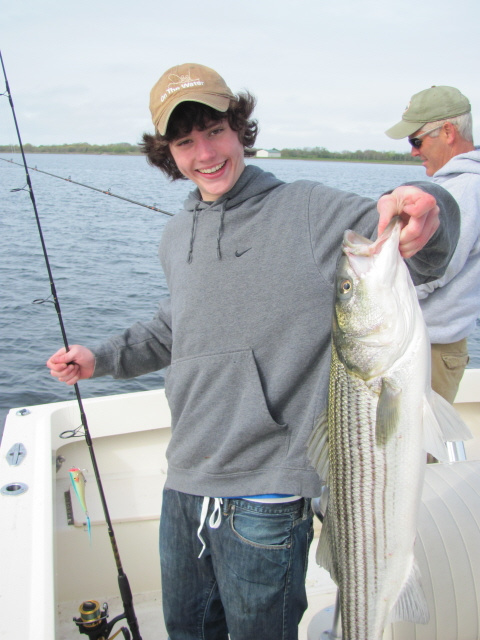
6, 442, 27, 466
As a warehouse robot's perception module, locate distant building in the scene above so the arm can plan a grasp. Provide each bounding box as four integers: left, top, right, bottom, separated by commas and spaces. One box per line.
255, 148, 281, 158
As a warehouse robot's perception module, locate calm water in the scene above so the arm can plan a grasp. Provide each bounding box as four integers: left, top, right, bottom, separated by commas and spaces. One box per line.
1, 154, 479, 433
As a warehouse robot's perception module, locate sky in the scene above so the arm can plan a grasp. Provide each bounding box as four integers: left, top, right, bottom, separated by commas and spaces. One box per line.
1, 0, 479, 153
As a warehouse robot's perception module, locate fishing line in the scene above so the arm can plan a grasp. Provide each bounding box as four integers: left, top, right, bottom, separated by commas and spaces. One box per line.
0, 50, 142, 640
0, 156, 174, 216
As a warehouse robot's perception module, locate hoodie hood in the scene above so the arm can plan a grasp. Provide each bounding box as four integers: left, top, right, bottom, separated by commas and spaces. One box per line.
433, 147, 480, 182
183, 164, 284, 212
182, 164, 284, 262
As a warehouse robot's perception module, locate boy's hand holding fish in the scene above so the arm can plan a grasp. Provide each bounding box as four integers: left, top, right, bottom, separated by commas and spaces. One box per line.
377, 185, 440, 258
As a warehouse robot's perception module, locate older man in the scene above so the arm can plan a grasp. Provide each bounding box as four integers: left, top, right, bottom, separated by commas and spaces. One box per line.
386, 86, 480, 403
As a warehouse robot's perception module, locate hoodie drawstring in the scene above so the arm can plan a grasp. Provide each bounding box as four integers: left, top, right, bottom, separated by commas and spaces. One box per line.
187, 200, 228, 263
187, 203, 200, 264
216, 201, 227, 260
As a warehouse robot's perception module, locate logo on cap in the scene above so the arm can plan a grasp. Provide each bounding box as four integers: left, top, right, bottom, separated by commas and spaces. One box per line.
160, 71, 205, 103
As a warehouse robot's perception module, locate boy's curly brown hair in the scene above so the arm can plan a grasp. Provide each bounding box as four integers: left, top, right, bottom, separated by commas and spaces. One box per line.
140, 91, 258, 180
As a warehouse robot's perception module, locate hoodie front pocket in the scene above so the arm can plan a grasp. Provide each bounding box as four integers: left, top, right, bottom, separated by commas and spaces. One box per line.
165, 348, 288, 475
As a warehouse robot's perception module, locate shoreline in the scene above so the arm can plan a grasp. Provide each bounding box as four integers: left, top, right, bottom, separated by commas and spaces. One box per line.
0, 150, 421, 167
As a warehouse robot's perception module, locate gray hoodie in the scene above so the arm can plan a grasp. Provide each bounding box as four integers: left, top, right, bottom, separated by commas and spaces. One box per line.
416, 148, 480, 343
92, 165, 459, 497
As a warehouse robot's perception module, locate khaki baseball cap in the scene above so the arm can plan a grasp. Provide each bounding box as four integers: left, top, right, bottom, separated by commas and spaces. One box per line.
385, 85, 471, 139
149, 63, 235, 135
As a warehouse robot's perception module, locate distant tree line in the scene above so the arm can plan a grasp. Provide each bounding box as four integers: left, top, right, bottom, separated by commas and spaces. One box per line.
0, 142, 141, 154
0, 142, 417, 164
279, 146, 419, 163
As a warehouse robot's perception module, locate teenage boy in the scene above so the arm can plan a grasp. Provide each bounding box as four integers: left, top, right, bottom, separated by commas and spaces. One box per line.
47, 63, 460, 640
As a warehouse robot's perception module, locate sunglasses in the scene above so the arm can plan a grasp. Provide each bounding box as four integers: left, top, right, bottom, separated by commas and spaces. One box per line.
408, 124, 444, 149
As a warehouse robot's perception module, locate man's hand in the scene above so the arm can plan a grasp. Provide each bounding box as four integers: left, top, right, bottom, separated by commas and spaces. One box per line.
377, 186, 440, 258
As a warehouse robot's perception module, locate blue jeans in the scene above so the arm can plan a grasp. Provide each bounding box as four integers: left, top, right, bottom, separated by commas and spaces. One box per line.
160, 489, 314, 640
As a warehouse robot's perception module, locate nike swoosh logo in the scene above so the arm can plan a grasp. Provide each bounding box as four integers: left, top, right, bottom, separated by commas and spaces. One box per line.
235, 248, 252, 257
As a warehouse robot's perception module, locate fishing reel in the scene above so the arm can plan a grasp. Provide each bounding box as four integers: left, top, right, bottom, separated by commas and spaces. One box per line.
74, 600, 131, 639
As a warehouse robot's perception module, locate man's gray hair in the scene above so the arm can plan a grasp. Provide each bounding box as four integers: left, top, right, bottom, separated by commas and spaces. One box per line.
426, 112, 473, 143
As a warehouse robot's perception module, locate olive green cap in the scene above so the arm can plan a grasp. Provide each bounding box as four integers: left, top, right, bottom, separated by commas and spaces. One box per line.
149, 63, 234, 136
385, 85, 471, 139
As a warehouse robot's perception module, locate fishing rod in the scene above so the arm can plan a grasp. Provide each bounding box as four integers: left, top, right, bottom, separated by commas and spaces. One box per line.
0, 157, 174, 216
0, 51, 142, 640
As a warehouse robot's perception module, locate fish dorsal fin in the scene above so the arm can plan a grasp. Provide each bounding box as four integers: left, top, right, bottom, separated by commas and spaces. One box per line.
422, 391, 472, 461
388, 560, 430, 624
307, 409, 330, 484
376, 377, 402, 445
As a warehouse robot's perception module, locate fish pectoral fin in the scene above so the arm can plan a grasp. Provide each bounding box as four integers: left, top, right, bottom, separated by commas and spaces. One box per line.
307, 409, 330, 483
375, 378, 401, 445
388, 560, 429, 624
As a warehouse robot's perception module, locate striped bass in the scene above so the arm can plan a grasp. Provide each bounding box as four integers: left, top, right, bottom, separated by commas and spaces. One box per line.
308, 217, 471, 640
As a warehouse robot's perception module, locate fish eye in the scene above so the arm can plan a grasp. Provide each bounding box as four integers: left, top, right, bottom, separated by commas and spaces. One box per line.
339, 279, 352, 295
